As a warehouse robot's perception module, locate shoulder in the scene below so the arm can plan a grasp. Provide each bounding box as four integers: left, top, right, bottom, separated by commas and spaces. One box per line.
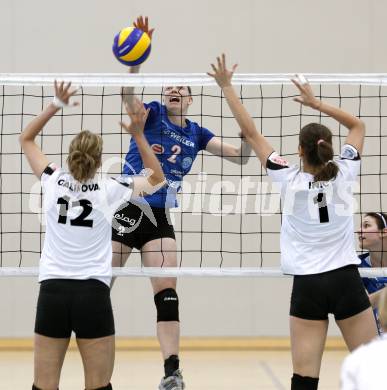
339, 144, 361, 161
334, 144, 361, 181
266, 152, 290, 170
41, 163, 61, 184
144, 101, 163, 113
358, 252, 371, 267
110, 176, 133, 189
266, 152, 299, 183
187, 119, 213, 134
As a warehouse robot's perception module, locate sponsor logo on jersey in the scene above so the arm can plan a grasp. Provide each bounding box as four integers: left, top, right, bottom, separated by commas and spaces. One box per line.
114, 213, 138, 226
151, 144, 165, 154
162, 126, 195, 148
182, 157, 193, 169
270, 154, 289, 167
166, 179, 180, 190
340, 145, 358, 160
57, 179, 100, 192
170, 169, 183, 177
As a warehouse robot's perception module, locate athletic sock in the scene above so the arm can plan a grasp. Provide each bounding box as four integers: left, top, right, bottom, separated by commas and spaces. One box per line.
164, 355, 179, 377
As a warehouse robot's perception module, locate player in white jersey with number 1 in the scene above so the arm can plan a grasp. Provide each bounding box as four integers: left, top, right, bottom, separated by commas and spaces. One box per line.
19, 81, 165, 390
208, 54, 378, 390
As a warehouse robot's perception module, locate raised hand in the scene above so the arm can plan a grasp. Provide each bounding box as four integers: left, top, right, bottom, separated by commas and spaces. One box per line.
53, 80, 79, 107
133, 15, 155, 39
120, 98, 150, 136
291, 74, 321, 110
207, 53, 238, 88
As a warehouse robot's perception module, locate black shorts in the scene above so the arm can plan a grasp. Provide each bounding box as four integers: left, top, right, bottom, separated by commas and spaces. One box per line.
290, 265, 371, 321
35, 279, 115, 339
111, 201, 175, 250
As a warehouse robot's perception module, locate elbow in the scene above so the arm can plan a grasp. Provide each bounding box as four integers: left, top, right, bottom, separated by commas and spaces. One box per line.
147, 175, 166, 194
358, 119, 366, 134
19, 133, 28, 149
353, 119, 365, 135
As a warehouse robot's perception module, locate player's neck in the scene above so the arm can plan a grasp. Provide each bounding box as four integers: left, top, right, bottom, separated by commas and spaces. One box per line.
168, 113, 188, 128
302, 161, 323, 176
369, 247, 387, 267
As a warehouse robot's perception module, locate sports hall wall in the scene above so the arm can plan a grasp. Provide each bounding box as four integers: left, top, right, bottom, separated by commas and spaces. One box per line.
0, 0, 386, 338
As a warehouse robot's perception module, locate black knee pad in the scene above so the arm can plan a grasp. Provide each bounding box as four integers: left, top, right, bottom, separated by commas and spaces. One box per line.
154, 288, 179, 322
291, 374, 319, 390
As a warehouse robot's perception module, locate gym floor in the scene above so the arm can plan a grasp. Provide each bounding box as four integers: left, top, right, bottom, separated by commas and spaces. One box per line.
0, 349, 347, 389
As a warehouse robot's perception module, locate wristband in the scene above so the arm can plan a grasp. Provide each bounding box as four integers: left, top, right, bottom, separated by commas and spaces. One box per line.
52, 96, 67, 109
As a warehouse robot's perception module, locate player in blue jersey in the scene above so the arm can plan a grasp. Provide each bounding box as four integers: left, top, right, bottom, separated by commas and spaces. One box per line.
111, 16, 252, 390
358, 212, 387, 333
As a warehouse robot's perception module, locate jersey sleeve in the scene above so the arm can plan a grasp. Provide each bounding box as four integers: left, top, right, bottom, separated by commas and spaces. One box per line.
198, 126, 215, 150
107, 176, 134, 204
266, 152, 297, 183
40, 163, 59, 189
144, 101, 162, 126
335, 144, 361, 181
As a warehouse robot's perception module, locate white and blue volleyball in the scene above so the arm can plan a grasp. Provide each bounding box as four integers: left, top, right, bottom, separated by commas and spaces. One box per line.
112, 27, 151, 66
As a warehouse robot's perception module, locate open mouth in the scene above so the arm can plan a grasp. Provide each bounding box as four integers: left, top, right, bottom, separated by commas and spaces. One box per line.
169, 96, 181, 103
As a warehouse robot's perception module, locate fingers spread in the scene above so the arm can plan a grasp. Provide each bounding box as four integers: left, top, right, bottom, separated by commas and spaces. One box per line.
296, 73, 308, 85
63, 82, 72, 93
221, 53, 226, 70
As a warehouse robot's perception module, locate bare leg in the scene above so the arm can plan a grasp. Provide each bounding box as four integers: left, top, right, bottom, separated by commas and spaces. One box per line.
336, 307, 378, 351
141, 238, 179, 360
111, 240, 132, 288
290, 316, 329, 377
34, 334, 70, 390
77, 335, 115, 389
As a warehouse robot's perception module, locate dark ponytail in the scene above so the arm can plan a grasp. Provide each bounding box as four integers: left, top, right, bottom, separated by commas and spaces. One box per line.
299, 123, 339, 182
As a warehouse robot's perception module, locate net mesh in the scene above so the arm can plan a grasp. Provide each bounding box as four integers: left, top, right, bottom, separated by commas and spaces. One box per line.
0, 74, 386, 277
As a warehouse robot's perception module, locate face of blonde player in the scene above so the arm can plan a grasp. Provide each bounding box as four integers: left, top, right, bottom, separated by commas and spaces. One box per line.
358, 215, 385, 251
163, 86, 193, 117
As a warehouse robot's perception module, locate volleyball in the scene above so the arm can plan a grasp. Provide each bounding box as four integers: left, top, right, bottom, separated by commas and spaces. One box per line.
112, 27, 151, 66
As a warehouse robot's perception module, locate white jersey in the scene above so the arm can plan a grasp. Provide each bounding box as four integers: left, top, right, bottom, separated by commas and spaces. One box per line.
267, 144, 361, 275
340, 334, 387, 390
40, 164, 133, 286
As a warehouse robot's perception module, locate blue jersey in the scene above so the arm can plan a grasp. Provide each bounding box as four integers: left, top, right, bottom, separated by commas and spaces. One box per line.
359, 253, 387, 334
122, 101, 215, 208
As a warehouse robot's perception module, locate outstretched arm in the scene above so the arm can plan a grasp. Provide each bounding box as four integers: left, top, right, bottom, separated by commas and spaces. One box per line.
292, 75, 365, 154
205, 134, 252, 165
122, 16, 155, 109
120, 98, 165, 196
207, 54, 274, 167
19, 81, 78, 178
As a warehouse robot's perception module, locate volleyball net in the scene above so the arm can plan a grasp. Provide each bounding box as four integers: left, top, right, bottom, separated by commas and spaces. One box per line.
0, 73, 386, 277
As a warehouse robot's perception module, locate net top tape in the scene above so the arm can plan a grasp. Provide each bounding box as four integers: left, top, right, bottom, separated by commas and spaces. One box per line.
0, 267, 386, 278
1, 73, 387, 86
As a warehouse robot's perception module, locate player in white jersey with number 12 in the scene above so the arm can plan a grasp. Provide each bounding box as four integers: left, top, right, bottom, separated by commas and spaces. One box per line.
208, 54, 378, 390
19, 81, 165, 390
